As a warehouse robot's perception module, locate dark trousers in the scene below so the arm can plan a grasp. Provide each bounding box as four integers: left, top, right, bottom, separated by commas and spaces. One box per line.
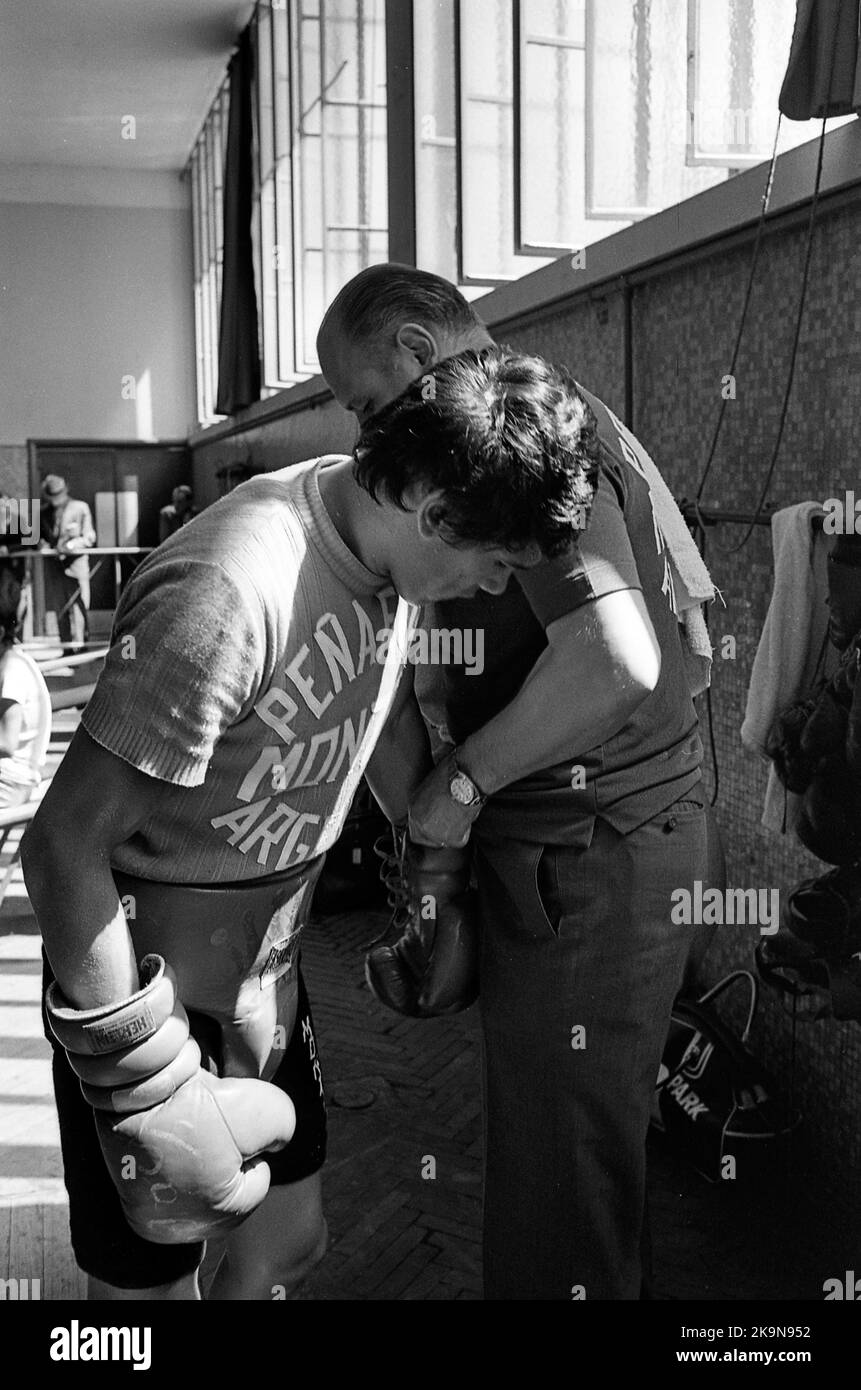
474, 795, 710, 1300
45, 563, 89, 647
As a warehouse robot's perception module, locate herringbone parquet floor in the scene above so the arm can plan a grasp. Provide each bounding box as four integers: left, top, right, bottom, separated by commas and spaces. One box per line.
1, 711, 857, 1302
293, 908, 484, 1301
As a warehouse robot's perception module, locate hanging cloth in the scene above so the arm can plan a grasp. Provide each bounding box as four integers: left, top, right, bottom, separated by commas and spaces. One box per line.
216, 25, 261, 415
779, 0, 861, 120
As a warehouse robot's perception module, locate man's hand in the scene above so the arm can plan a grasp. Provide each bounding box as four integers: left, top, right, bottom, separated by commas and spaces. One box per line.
408, 758, 478, 848
58, 536, 86, 556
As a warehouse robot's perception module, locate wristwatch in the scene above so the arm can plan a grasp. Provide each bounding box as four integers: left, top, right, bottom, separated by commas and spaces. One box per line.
447, 751, 487, 811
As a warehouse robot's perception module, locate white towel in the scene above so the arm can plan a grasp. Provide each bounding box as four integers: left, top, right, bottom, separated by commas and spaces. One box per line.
741, 501, 831, 834
601, 405, 718, 696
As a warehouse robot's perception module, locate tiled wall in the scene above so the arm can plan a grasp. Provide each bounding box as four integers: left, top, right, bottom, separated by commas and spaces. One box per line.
504, 200, 861, 1195
0, 445, 29, 498
191, 398, 356, 509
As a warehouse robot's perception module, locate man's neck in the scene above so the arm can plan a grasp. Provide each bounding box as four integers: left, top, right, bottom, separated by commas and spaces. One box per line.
317, 460, 390, 583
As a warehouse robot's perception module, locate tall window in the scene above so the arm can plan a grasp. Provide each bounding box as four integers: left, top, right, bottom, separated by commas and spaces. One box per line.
413, 0, 458, 283
188, 0, 855, 425
189, 81, 229, 428
515, 0, 590, 255
253, 0, 388, 383
585, 0, 727, 220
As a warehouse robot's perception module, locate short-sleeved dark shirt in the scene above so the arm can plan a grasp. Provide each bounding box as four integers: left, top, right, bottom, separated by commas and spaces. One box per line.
413, 385, 703, 846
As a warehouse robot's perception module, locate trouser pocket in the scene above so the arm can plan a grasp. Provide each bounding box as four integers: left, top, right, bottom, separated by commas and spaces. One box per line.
475, 839, 560, 941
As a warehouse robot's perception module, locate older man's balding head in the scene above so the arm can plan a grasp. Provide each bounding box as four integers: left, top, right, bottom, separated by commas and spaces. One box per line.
317, 263, 492, 427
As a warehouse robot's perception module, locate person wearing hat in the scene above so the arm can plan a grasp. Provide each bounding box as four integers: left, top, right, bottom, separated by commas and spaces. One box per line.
39, 475, 96, 650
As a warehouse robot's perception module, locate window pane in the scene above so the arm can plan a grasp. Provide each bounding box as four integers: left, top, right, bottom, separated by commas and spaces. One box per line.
320, 0, 388, 313
272, 1, 296, 380
260, 175, 280, 387
212, 93, 226, 307
190, 148, 207, 425
295, 2, 324, 369
257, 4, 275, 180
586, 0, 726, 218
195, 151, 214, 421
460, 0, 518, 281
414, 0, 458, 279
689, 0, 856, 167
526, 0, 584, 43
521, 41, 584, 248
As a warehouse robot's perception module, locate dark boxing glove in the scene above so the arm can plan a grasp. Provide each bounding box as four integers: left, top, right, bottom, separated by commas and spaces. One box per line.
46, 955, 296, 1244
756, 865, 861, 1022
797, 755, 861, 866
827, 535, 861, 652
766, 697, 819, 793
365, 827, 480, 1017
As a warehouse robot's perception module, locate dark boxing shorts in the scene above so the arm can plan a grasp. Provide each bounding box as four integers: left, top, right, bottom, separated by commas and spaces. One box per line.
42, 952, 327, 1289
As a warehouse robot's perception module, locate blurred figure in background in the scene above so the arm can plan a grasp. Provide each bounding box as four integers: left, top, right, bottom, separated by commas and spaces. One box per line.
40, 475, 96, 651
159, 485, 197, 543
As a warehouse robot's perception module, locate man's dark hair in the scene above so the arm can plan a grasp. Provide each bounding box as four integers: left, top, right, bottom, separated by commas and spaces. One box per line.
353, 346, 600, 556
320, 263, 483, 345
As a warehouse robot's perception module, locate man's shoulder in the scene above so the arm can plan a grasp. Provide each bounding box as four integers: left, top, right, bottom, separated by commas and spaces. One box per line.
573, 384, 651, 478
259, 455, 351, 486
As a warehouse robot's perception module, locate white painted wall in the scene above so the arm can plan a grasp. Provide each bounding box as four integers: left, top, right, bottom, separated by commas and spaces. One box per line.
0, 166, 196, 444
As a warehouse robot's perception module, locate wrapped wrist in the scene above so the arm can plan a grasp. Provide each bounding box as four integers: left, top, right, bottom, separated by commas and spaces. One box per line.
45, 954, 198, 1112
45, 954, 175, 1054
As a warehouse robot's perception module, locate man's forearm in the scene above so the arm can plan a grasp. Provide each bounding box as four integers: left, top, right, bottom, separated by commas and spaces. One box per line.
364, 690, 434, 825
22, 835, 139, 1007
459, 637, 648, 796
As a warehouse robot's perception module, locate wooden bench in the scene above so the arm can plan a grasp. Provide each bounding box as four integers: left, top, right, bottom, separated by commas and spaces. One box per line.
49, 684, 95, 712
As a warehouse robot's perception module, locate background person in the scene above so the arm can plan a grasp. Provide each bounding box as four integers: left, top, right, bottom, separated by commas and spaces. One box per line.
159, 484, 198, 543
39, 475, 96, 650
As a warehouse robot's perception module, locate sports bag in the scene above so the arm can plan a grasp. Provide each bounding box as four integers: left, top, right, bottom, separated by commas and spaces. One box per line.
652, 971, 800, 1182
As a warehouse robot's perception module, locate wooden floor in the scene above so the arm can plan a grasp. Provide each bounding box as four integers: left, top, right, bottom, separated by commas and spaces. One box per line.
0, 707, 86, 1299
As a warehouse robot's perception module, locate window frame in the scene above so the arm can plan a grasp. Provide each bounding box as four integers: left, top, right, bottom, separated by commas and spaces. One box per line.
512, 0, 586, 257
584, 0, 661, 221
187, 77, 230, 429
454, 0, 517, 287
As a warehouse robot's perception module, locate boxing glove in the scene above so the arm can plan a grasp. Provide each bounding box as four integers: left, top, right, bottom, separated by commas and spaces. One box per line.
365, 827, 480, 1017
756, 865, 861, 1022
847, 675, 861, 780
766, 697, 819, 793
800, 686, 848, 761
797, 756, 861, 866
46, 955, 296, 1245
827, 535, 861, 652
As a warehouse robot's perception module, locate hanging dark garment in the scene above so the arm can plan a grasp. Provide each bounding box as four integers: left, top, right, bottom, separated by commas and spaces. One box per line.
779, 0, 861, 119
216, 26, 261, 415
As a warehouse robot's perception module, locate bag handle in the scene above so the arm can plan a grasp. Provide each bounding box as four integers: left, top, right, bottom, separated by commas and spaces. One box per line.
697, 969, 759, 1043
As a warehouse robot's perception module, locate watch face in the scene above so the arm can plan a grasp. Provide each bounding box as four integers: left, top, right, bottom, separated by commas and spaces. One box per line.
450, 772, 475, 805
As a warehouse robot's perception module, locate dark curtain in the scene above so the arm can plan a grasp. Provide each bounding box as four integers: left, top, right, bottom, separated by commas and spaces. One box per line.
216, 25, 261, 415
779, 0, 861, 119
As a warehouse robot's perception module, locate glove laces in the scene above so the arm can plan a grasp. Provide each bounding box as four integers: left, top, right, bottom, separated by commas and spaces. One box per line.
367, 826, 412, 944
